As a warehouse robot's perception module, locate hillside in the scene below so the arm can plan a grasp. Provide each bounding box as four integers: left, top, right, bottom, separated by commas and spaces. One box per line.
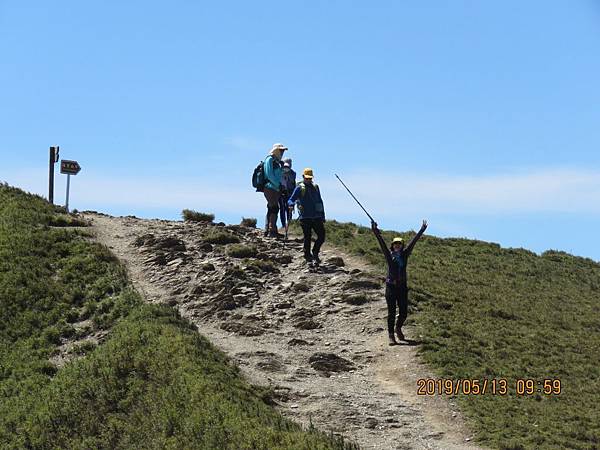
0, 184, 358, 449
82, 212, 479, 450
317, 220, 600, 450
2, 182, 599, 449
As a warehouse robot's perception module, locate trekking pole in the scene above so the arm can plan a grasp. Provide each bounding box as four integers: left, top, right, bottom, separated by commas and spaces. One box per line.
334, 174, 376, 222
282, 207, 293, 251
285, 208, 292, 240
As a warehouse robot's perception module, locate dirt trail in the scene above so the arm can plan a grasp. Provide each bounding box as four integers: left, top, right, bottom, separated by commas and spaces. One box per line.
84, 213, 485, 450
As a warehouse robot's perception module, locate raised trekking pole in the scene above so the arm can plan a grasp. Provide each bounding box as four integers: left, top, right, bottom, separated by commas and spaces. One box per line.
335, 174, 376, 222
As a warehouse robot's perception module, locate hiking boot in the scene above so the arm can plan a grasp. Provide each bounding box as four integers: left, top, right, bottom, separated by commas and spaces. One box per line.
312, 254, 321, 265
388, 334, 398, 346
304, 253, 313, 263
395, 325, 405, 341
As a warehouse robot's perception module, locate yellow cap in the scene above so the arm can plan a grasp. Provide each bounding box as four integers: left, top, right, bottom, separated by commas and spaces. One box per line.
392, 237, 404, 244
303, 168, 314, 179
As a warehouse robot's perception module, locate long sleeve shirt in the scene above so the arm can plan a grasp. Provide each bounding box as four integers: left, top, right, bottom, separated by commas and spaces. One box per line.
372, 226, 425, 285
288, 182, 325, 220
263, 155, 282, 191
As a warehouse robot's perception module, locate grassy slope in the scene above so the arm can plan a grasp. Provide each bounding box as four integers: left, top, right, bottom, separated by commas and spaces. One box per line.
312, 220, 600, 450
0, 184, 357, 450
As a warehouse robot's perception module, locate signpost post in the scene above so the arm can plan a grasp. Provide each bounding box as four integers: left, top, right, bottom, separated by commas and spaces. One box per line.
48, 146, 59, 203
60, 160, 81, 213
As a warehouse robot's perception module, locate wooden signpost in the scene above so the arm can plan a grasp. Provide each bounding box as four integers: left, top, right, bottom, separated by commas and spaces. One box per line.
48, 146, 59, 203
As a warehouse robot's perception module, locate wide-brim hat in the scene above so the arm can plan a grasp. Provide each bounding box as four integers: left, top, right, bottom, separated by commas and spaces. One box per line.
271, 143, 288, 153
303, 168, 314, 179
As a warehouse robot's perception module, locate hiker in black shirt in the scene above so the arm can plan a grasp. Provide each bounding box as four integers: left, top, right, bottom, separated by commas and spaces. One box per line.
371, 220, 427, 345
288, 168, 325, 265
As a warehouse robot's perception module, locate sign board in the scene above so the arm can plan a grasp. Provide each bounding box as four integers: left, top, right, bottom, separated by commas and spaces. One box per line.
60, 160, 81, 175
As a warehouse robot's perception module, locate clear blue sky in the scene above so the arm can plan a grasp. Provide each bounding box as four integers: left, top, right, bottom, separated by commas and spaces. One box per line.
2, 1, 600, 261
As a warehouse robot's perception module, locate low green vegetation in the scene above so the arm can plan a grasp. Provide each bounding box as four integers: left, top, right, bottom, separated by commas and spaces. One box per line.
240, 217, 258, 228
311, 219, 600, 450
47, 212, 88, 227
244, 258, 278, 273
0, 184, 357, 450
204, 230, 241, 245
227, 243, 258, 258
10, 305, 358, 449
182, 208, 215, 223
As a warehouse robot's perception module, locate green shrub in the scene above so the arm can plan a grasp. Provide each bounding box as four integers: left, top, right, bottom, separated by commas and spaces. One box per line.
182, 209, 215, 223
71, 340, 97, 355
240, 217, 257, 228
204, 231, 240, 245
46, 214, 88, 227
227, 244, 258, 258
244, 259, 278, 273
42, 326, 62, 345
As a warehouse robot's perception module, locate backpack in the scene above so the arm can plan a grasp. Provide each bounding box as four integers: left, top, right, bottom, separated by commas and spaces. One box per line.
281, 168, 296, 194
298, 181, 319, 197
253, 157, 282, 192
296, 182, 324, 215
252, 161, 266, 192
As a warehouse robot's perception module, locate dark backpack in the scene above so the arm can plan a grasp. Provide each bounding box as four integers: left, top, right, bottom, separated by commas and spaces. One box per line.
252, 158, 281, 192
298, 181, 319, 197
252, 161, 266, 192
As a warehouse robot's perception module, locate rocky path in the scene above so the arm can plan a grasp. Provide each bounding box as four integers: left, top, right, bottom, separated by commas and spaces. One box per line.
84, 213, 484, 450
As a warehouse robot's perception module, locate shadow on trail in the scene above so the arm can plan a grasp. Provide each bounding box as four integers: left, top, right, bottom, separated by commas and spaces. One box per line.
398, 339, 420, 346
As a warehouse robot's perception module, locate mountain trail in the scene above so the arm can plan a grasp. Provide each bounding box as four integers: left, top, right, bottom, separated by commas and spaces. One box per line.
84, 212, 485, 450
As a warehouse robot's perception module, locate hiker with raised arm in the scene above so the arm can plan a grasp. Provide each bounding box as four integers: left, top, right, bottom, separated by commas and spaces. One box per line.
262, 143, 288, 238
371, 220, 428, 345
288, 168, 325, 267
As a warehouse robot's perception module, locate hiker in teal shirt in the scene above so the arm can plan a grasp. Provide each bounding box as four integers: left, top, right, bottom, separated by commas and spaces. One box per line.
263, 143, 287, 237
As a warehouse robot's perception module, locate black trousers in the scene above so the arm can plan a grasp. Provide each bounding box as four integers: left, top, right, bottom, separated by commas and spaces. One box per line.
300, 218, 325, 258
385, 282, 408, 335
278, 193, 290, 227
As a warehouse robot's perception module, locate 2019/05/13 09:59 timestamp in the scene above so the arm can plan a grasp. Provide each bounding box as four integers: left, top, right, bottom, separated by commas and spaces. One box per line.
416, 378, 562, 396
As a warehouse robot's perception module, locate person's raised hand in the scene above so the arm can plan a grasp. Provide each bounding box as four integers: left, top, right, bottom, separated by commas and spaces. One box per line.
421, 219, 428, 230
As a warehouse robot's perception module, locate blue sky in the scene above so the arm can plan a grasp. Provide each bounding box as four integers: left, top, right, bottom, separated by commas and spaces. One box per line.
1, 1, 600, 261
